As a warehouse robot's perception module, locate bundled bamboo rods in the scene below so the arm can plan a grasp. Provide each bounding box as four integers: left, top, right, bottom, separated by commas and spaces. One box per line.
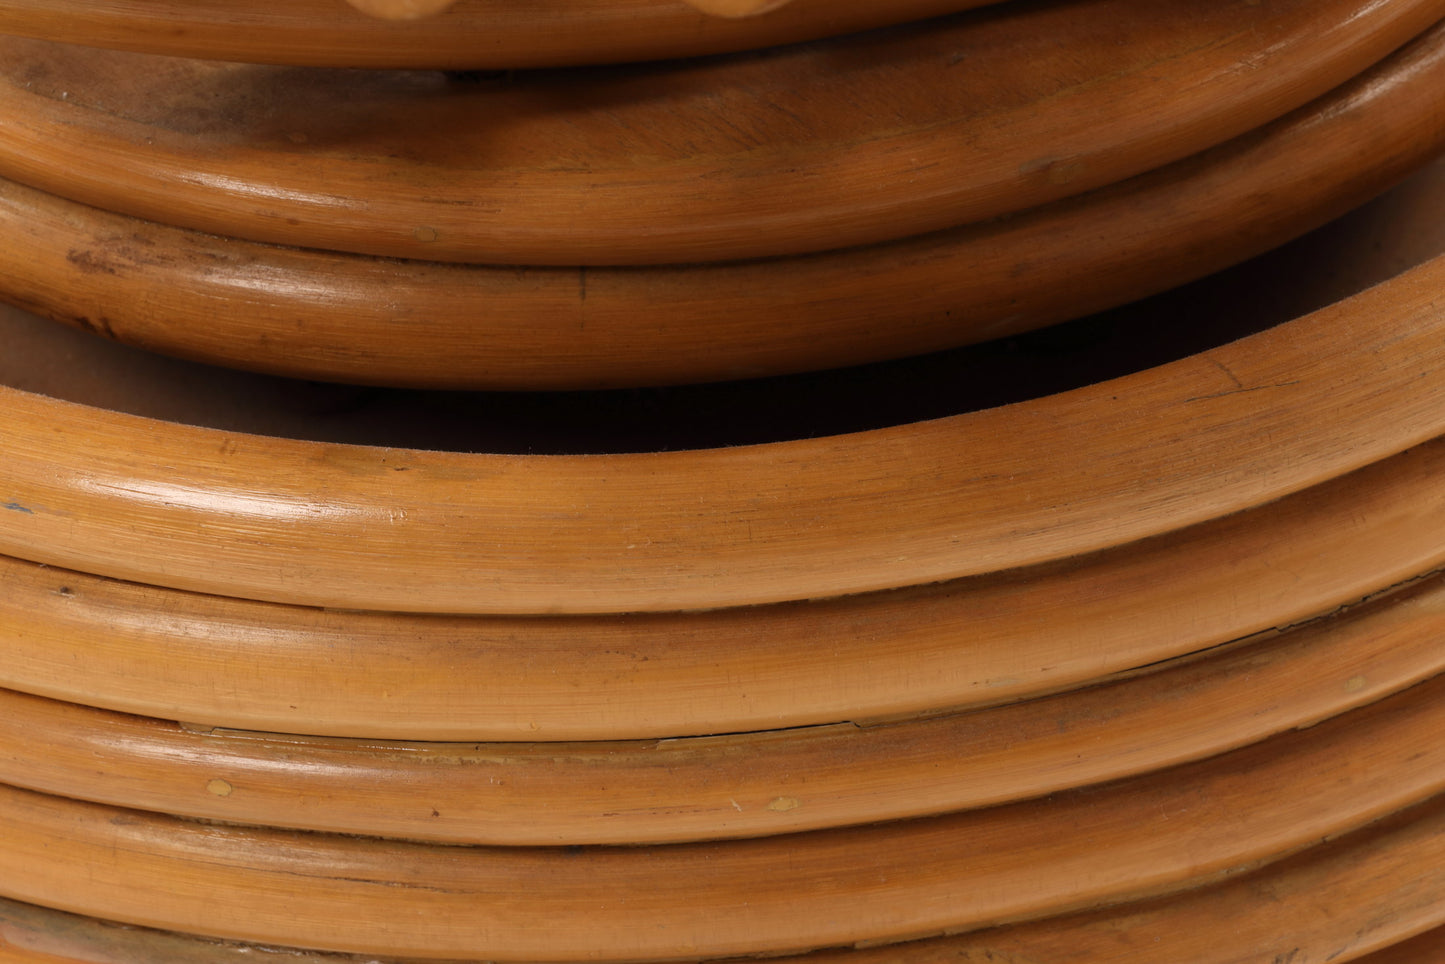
3, 672, 1445, 959
801, 793, 1445, 964
10, 20, 1445, 390
6, 419, 1445, 740
0, 0, 1433, 266
5, 567, 1445, 845
3, 789, 1444, 962
6, 250, 1445, 615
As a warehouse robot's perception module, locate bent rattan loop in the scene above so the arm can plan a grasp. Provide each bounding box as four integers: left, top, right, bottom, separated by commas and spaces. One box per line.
4, 569, 1445, 844
5, 252, 1445, 614
0, 0, 1433, 265
7, 21, 1444, 389
1, 673, 1443, 959
3, 429, 1445, 739
0, 791, 1443, 961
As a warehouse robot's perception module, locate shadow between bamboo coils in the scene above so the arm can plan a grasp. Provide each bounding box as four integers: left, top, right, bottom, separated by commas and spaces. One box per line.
2, 175, 1445, 958
7, 248, 1445, 615
4, 153, 1445, 738
6, 15, 1445, 390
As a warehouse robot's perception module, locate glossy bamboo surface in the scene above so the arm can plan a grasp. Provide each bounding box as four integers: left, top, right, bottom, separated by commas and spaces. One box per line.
14, 22, 1445, 389
6, 247, 1445, 615
682, 0, 793, 14
7, 426, 1445, 739
0, 0, 996, 68
0, 0, 1434, 265
2, 793, 1443, 962
344, 0, 460, 17
5, 568, 1444, 844
3, 158, 1442, 734
803, 794, 1445, 964
3, 674, 1444, 960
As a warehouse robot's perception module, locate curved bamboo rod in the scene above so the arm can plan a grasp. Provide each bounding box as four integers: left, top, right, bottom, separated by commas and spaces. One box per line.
803, 793, 1445, 963
0, 0, 996, 69
0, 0, 1432, 265
7, 427, 1445, 740
681, 0, 793, 15
13, 22, 1445, 389
6, 250, 1445, 615
2, 674, 1443, 959
1, 784, 1442, 962
343, 0, 460, 17
7, 569, 1445, 845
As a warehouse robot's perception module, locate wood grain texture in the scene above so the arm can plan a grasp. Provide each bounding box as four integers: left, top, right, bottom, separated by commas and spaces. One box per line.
2, 674, 1445, 960
0, 0, 1434, 265
2, 794, 1443, 962
9, 21, 1445, 389
5, 569, 1445, 844
0, 0, 997, 68
5, 250, 1445, 614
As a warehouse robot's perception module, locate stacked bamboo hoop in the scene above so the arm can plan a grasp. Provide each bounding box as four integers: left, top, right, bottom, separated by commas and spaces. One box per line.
3, 0, 1445, 959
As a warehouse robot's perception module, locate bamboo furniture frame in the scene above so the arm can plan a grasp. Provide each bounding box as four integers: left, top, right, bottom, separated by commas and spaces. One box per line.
0, 0, 1434, 265
4, 569, 1444, 844
9, 22, 1444, 389
3, 674, 1444, 959
0, 0, 998, 68
680, 0, 792, 15
0, 2, 1440, 961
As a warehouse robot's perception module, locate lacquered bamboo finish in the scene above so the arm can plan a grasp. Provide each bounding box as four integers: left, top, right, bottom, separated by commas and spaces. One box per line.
10, 24, 1445, 388
807, 794, 1445, 964
343, 0, 460, 18
0, 0, 1438, 961
2, 674, 1444, 959
0, 0, 1434, 265
4, 423, 1445, 739
6, 250, 1445, 614
5, 567, 1445, 844
3, 792, 1444, 962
